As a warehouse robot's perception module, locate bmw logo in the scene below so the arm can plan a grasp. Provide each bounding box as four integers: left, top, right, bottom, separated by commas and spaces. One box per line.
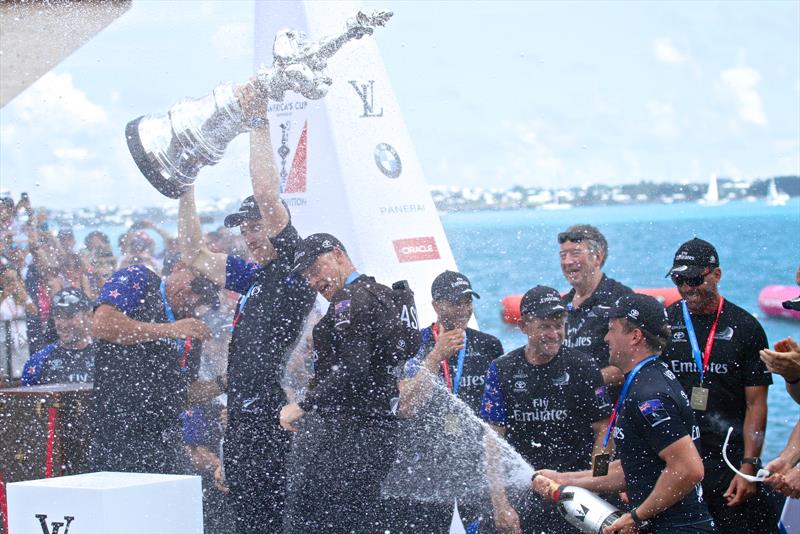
374, 142, 402, 179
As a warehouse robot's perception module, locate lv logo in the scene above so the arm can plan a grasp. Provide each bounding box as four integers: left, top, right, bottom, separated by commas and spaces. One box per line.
35, 514, 75, 534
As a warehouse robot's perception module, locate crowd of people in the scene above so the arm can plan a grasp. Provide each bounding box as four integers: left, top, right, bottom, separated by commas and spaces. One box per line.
1, 88, 799, 534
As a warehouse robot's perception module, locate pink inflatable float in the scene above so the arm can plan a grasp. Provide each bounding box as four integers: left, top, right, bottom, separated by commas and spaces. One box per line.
758, 285, 800, 320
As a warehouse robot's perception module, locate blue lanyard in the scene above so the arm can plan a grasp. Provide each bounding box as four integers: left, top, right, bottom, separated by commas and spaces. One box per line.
237, 283, 258, 315
451, 332, 468, 395
345, 271, 361, 285
681, 301, 705, 383
602, 355, 660, 449
160, 279, 187, 361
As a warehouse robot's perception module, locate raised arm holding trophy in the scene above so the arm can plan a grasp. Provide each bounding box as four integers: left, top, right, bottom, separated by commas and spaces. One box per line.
125, 10, 392, 198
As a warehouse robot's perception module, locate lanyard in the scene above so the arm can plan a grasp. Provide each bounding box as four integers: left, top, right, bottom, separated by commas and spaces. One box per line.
232, 283, 258, 328
681, 297, 724, 384
160, 280, 190, 373
602, 355, 660, 449
431, 323, 468, 395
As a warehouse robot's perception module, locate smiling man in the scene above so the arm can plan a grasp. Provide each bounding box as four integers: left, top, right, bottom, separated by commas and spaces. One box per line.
481, 285, 610, 534
558, 225, 632, 391
662, 238, 776, 533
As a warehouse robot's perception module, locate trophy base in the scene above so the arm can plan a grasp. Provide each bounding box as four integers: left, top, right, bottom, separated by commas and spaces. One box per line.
126, 117, 186, 199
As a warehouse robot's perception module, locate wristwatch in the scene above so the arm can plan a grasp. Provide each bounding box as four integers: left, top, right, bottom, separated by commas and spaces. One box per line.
630, 508, 650, 529
741, 457, 762, 468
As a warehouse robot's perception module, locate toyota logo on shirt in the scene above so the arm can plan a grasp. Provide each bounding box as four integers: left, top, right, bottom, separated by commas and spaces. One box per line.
393, 237, 440, 262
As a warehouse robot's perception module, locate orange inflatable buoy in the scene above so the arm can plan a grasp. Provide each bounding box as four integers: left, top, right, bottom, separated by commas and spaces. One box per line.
500, 288, 682, 324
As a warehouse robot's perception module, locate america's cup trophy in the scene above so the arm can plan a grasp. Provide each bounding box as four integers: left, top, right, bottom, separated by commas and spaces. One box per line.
125, 10, 392, 198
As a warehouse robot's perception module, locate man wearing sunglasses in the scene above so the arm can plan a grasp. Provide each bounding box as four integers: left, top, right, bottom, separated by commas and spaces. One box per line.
662, 238, 776, 533
558, 225, 633, 393
21, 288, 95, 386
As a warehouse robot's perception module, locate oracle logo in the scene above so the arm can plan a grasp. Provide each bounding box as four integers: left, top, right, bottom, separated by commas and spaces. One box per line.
393, 237, 440, 262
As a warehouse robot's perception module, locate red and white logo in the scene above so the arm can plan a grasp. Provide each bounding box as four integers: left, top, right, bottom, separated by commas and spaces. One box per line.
393, 237, 440, 263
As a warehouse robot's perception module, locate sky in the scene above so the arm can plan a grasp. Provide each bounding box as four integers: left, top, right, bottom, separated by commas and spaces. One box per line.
1, 0, 798, 208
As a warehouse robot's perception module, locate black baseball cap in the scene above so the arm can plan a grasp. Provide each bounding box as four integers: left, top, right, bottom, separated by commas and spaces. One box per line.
520, 286, 566, 318
665, 238, 719, 278
291, 233, 347, 275
52, 288, 92, 317
609, 293, 668, 338
431, 270, 480, 302
224, 196, 261, 228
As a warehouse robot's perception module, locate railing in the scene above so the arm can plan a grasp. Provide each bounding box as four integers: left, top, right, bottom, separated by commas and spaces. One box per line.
0, 319, 27, 382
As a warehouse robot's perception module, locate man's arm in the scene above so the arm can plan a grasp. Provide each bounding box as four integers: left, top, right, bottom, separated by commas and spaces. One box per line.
591, 418, 611, 458
92, 304, 210, 345
177, 187, 228, 286
537, 461, 627, 495
600, 365, 625, 387
484, 424, 521, 534
237, 83, 289, 237
724, 385, 768, 506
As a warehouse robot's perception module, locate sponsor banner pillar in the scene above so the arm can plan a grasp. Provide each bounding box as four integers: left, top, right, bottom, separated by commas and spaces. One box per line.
255, 1, 459, 325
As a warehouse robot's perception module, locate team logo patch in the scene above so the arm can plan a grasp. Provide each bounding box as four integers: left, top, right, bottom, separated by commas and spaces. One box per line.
551, 371, 570, 386
638, 399, 671, 427
714, 326, 734, 341
513, 380, 527, 393
334, 299, 352, 329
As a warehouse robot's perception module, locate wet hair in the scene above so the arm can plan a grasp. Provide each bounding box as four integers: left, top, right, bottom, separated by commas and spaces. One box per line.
562, 224, 608, 266
620, 319, 669, 354
84, 230, 111, 248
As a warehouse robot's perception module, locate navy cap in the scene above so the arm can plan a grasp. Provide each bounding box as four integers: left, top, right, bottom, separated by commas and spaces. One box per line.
291, 233, 346, 275
520, 286, 566, 318
224, 196, 261, 228
665, 238, 719, 278
431, 270, 480, 302
609, 293, 668, 338
52, 288, 92, 316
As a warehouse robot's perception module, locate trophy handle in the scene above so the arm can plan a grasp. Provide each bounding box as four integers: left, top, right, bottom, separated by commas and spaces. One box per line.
126, 116, 185, 199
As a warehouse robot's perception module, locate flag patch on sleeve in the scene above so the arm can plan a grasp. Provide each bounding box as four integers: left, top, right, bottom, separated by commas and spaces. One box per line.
638, 399, 671, 427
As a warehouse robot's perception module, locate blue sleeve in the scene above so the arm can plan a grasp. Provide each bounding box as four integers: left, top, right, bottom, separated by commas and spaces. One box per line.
20, 343, 57, 386
480, 361, 506, 424
181, 408, 209, 446
225, 255, 260, 294
96, 265, 150, 315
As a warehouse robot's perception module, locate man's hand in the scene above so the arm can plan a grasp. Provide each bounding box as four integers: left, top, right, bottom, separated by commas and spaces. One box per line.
167, 318, 212, 340
429, 328, 465, 363
723, 474, 757, 506
603, 512, 637, 533
280, 402, 305, 432
493, 501, 521, 534
213, 464, 229, 493
535, 469, 570, 486
760, 337, 800, 382
766, 467, 800, 499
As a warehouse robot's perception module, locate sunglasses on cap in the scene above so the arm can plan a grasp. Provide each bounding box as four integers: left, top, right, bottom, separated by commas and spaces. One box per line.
54, 292, 83, 307
670, 270, 710, 287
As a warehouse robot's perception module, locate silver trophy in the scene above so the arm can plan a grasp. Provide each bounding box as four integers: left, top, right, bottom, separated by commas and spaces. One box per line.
126, 10, 392, 198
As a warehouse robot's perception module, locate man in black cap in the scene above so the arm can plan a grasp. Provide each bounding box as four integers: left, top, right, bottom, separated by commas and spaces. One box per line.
395, 270, 504, 531
481, 286, 610, 534
177, 108, 316, 531
21, 288, 95, 385
538, 293, 714, 533
279, 233, 420, 532
558, 224, 633, 390
662, 238, 776, 533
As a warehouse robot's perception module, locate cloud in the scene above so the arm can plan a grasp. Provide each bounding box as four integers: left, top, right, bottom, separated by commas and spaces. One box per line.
9, 72, 107, 127
654, 39, 686, 64
512, 123, 565, 177
720, 66, 767, 126
212, 23, 251, 60
647, 100, 679, 137
53, 147, 91, 161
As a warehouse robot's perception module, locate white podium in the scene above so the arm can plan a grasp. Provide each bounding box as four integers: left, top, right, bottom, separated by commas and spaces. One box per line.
7, 471, 203, 534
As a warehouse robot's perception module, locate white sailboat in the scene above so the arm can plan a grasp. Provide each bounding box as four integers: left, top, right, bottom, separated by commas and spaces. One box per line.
698, 174, 728, 206
766, 177, 789, 206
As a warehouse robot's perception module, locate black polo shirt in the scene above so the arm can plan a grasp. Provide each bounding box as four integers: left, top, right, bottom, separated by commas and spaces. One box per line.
563, 274, 632, 369
662, 298, 772, 464
21, 343, 95, 385
224, 223, 316, 423
615, 358, 712, 530
301, 274, 421, 420
481, 346, 611, 471
403, 326, 504, 414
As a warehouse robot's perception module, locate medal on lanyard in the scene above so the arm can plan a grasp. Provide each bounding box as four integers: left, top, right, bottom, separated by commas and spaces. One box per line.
596, 355, 660, 476
160, 279, 190, 374
681, 298, 724, 411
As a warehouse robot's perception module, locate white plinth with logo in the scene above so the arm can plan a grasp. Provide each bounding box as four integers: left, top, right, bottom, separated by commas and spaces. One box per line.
7, 471, 203, 534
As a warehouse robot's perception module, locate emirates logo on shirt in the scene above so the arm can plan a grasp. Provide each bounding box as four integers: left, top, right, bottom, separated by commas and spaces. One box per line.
392, 237, 440, 262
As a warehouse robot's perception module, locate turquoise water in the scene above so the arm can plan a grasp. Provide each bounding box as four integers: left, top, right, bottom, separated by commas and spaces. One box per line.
442, 198, 800, 461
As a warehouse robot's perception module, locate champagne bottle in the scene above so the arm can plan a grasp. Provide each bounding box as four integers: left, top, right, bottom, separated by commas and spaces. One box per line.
532, 474, 622, 534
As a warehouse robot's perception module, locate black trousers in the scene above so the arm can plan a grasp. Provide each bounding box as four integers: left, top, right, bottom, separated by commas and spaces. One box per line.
223, 412, 290, 534
90, 416, 184, 474
284, 414, 398, 533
